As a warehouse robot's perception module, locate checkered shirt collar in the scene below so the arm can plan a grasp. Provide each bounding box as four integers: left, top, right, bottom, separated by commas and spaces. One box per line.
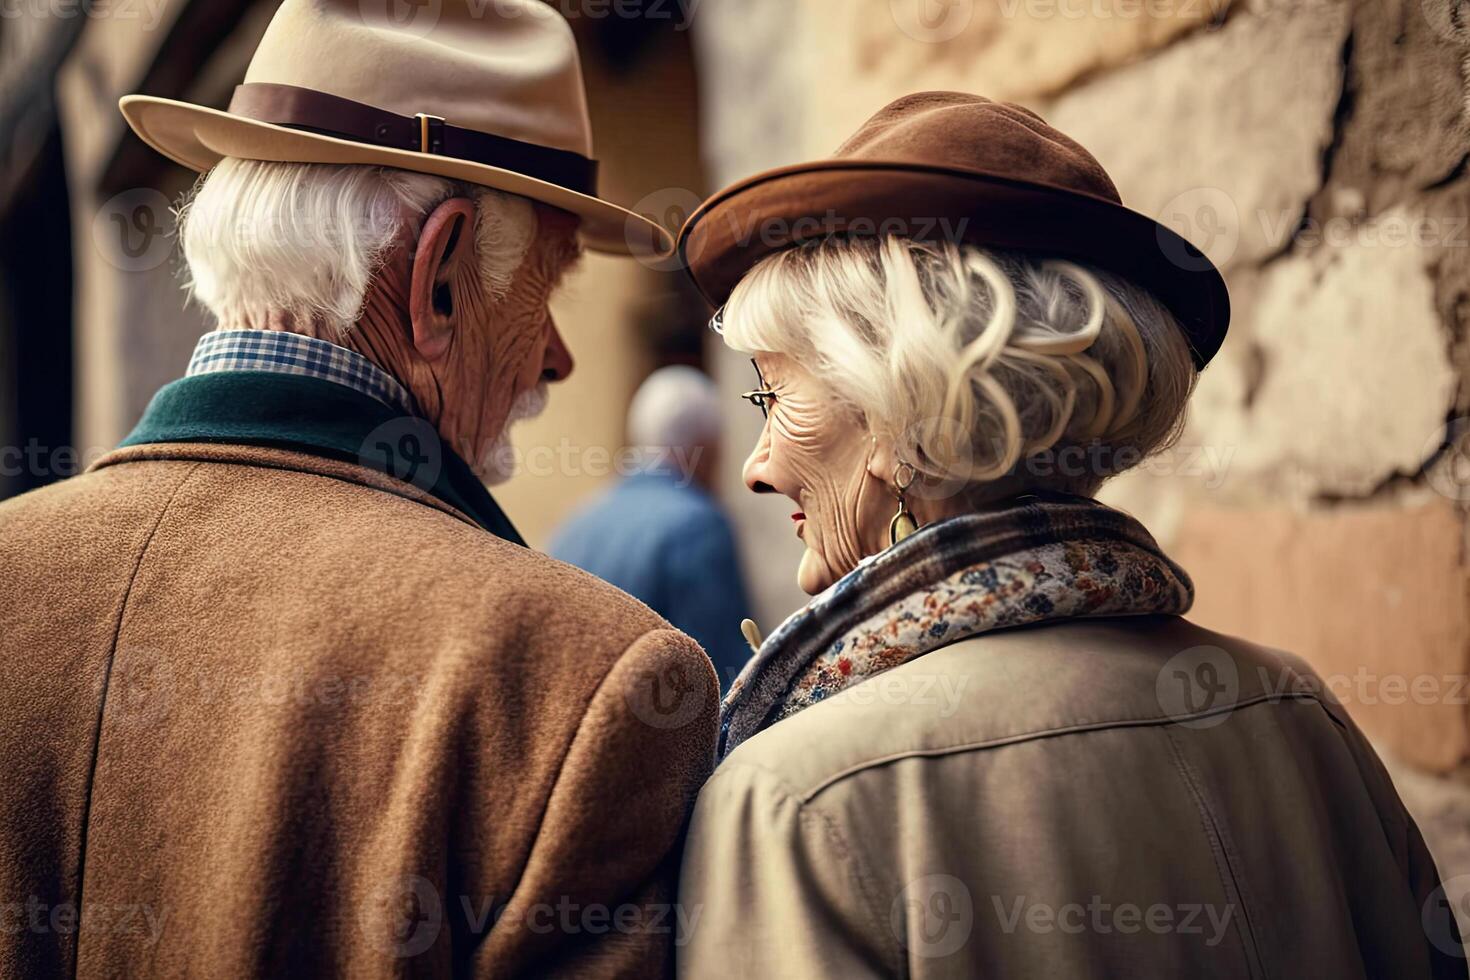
186, 330, 416, 416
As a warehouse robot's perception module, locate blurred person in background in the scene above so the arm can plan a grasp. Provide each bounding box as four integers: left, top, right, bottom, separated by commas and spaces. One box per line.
674, 92, 1464, 978
551, 366, 755, 692
0, 1, 719, 977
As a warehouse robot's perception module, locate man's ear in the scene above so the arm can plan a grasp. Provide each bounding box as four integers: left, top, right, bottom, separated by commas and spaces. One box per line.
409, 197, 478, 361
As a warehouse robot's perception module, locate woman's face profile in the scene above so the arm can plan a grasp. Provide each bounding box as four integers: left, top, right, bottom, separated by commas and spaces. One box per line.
740, 352, 892, 595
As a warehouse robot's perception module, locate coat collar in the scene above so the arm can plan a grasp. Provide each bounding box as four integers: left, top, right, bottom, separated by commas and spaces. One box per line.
718, 493, 1194, 758
102, 370, 525, 546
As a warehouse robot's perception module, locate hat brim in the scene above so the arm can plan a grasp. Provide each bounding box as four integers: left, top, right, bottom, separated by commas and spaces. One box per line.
119, 94, 673, 257
678, 161, 1230, 369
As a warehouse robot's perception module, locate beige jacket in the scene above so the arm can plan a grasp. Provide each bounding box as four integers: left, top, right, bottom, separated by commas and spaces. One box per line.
0, 441, 719, 979
678, 615, 1463, 978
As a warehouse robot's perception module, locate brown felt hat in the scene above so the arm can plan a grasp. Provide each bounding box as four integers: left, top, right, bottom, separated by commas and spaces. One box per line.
678, 92, 1230, 369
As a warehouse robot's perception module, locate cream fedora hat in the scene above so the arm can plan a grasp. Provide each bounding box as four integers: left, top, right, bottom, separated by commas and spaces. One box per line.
119, 0, 670, 256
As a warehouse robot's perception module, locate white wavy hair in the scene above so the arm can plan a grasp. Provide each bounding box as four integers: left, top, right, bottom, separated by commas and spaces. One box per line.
719, 237, 1198, 498
177, 159, 538, 334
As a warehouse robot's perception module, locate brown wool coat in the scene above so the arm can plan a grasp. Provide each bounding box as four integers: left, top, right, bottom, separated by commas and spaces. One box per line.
0, 441, 720, 979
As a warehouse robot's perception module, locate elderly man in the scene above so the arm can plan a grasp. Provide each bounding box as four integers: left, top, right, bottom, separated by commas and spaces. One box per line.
551, 367, 754, 691
0, 1, 718, 978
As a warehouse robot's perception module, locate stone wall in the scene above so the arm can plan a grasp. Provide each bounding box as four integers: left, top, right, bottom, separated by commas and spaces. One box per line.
692, 0, 1470, 902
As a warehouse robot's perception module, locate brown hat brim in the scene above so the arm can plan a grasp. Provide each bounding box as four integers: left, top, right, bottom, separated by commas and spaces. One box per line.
679, 160, 1229, 369
120, 95, 673, 257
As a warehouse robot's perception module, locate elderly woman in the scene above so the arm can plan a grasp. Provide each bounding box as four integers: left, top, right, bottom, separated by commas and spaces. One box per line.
674, 94, 1461, 978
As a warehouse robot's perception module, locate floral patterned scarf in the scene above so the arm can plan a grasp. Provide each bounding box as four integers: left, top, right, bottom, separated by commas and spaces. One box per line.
718, 492, 1194, 759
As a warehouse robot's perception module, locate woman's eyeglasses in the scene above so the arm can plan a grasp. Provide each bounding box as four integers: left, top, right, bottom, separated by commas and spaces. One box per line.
711, 309, 774, 419
740, 358, 776, 419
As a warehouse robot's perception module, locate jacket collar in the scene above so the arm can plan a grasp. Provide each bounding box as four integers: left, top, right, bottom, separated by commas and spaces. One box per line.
111, 370, 524, 546
718, 493, 1194, 758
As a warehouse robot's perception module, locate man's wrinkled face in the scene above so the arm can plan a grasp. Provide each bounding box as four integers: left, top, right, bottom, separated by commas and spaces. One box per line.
739, 352, 892, 595
435, 205, 581, 483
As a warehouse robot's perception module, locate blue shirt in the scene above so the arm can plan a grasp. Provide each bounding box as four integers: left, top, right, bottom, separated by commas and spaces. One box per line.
549, 471, 754, 692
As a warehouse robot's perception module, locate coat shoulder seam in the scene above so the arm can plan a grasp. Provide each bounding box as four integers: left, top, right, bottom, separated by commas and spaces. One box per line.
799, 690, 1326, 803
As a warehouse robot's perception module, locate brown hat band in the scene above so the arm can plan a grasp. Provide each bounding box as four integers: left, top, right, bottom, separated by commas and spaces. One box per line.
226, 82, 600, 196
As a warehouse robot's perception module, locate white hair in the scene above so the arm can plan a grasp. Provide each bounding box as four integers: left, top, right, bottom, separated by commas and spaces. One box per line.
719, 236, 1198, 498
176, 159, 538, 334
627, 365, 723, 453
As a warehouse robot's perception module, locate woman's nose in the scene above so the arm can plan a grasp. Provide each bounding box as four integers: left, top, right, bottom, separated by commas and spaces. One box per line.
541, 317, 574, 383
742, 425, 777, 494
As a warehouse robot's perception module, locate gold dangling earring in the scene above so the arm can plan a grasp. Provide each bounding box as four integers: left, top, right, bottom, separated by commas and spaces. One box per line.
888, 460, 920, 546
